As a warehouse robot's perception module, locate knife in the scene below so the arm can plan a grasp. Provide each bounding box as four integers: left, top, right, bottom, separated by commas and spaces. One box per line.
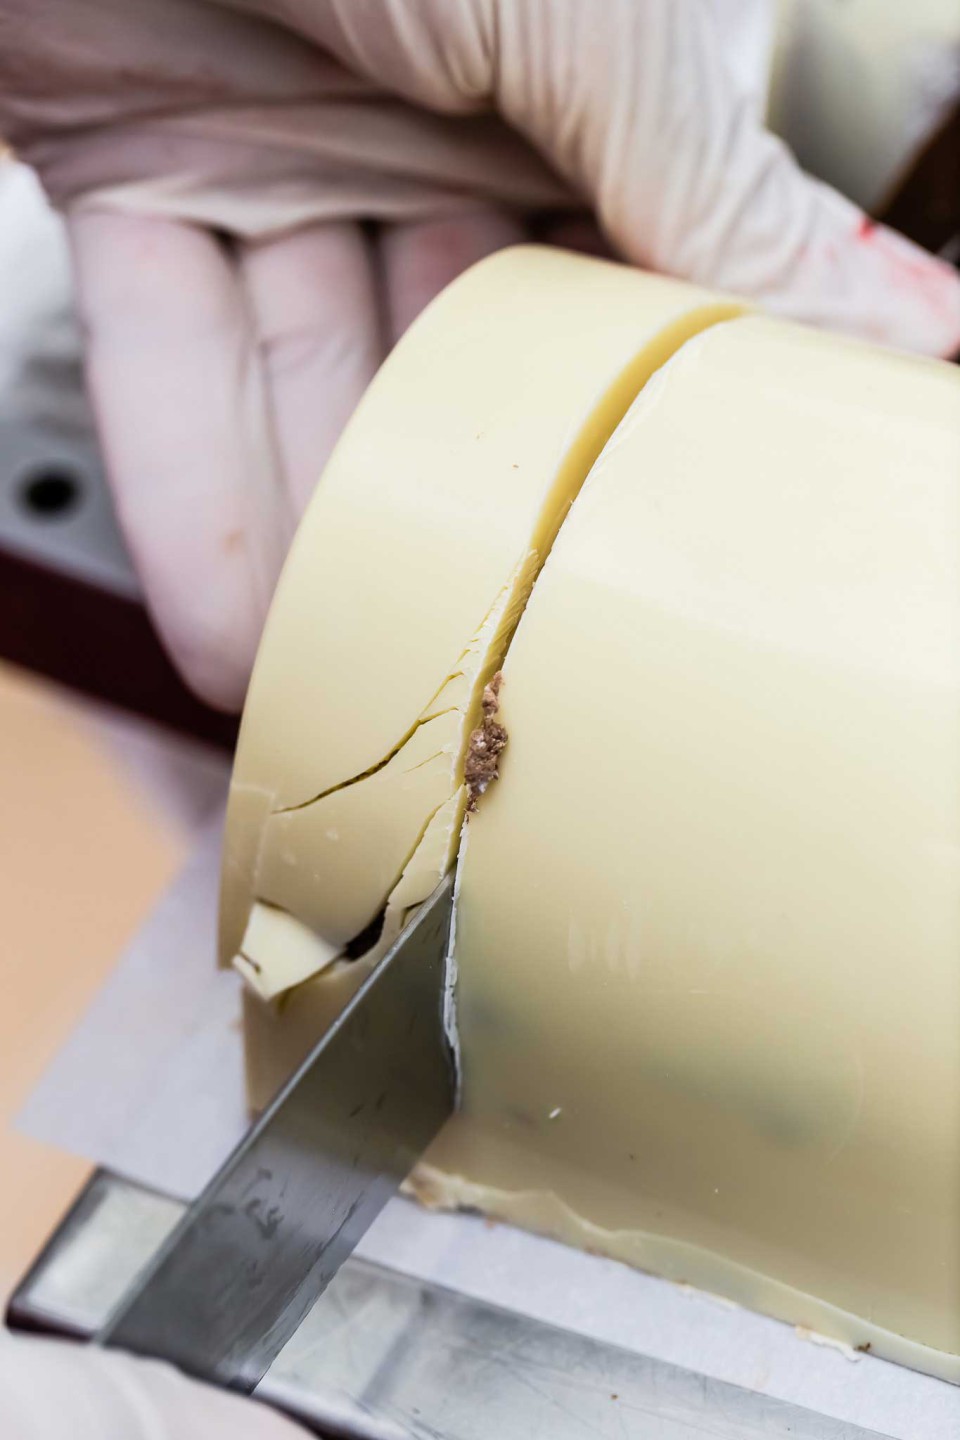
96, 872, 457, 1393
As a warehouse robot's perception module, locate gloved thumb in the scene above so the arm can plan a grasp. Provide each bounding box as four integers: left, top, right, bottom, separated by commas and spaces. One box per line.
492, 0, 960, 355
0, 1331, 309, 1439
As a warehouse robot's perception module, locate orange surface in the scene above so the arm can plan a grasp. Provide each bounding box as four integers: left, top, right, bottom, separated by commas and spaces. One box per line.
0, 663, 185, 1303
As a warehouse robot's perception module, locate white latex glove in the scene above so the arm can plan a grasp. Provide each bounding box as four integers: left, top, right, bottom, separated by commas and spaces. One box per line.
0, 1330, 308, 1439
2, 1, 959, 710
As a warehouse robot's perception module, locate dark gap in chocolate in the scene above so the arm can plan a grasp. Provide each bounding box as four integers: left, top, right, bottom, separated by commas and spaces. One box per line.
876, 99, 960, 260
342, 907, 386, 961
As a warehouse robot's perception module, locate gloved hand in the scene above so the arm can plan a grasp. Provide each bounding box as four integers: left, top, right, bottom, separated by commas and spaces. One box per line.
2, 0, 958, 711
0, 1330, 308, 1439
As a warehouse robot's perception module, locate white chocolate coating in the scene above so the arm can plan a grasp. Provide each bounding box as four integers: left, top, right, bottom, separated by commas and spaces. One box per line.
230, 264, 960, 1379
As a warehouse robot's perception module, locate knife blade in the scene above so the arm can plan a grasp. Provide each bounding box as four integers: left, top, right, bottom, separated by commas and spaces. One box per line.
96, 871, 457, 1393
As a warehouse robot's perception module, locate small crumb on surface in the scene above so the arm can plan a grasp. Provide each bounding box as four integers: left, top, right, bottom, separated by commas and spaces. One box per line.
795, 1326, 862, 1361
465, 672, 507, 813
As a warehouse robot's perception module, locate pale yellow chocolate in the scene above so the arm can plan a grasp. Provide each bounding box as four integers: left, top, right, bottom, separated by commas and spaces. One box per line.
232, 282, 960, 1381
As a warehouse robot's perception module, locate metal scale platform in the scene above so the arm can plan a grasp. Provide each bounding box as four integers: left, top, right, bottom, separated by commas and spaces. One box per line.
9, 1170, 890, 1440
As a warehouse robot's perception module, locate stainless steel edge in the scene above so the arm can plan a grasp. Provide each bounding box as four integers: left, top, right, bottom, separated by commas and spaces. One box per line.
265, 1259, 893, 1440
95, 875, 457, 1392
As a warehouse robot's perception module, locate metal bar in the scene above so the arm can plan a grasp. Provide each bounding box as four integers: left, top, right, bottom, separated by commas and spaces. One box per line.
0, 417, 237, 746
5, 1171, 182, 1340
8, 1171, 893, 1440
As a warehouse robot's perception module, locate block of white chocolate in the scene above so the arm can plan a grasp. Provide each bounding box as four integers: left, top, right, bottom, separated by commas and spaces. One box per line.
229, 256, 960, 1381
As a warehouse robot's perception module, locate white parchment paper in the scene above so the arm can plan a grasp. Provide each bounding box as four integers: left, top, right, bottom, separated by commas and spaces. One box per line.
19, 822, 959, 1440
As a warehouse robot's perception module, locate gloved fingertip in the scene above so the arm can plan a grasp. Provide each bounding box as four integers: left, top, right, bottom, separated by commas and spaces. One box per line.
165, 625, 254, 715
762, 196, 960, 358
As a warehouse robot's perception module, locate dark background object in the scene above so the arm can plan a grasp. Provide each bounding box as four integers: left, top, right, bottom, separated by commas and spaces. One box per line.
877, 100, 960, 262
18, 465, 85, 519
0, 418, 238, 749
0, 542, 238, 749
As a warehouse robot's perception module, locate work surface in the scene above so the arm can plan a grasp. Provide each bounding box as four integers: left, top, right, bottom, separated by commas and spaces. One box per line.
19, 819, 960, 1440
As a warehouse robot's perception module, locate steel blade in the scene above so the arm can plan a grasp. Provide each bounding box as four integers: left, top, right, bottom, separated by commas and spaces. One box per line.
96, 873, 456, 1392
